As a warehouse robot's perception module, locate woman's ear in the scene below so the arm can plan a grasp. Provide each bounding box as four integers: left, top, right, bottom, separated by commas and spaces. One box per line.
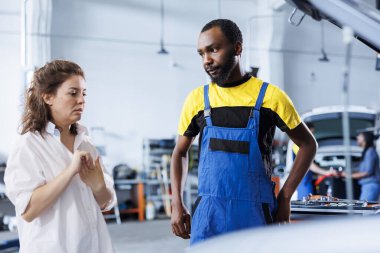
42, 93, 53, 106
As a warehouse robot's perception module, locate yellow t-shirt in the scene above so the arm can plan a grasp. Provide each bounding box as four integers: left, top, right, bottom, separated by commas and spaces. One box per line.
178, 75, 301, 175
293, 144, 300, 155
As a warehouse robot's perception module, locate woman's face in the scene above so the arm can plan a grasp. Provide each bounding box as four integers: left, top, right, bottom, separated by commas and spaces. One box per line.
43, 75, 86, 128
356, 133, 365, 147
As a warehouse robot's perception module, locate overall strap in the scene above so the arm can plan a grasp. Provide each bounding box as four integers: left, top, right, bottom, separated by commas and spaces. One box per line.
247, 82, 269, 133
203, 85, 213, 126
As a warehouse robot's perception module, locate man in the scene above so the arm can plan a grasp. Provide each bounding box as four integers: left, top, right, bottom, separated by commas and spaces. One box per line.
170, 19, 317, 245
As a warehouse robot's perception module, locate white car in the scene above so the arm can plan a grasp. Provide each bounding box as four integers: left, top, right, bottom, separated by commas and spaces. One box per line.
187, 215, 380, 253
285, 105, 377, 200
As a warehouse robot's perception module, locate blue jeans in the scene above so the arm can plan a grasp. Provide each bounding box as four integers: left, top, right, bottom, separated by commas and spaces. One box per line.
360, 182, 380, 201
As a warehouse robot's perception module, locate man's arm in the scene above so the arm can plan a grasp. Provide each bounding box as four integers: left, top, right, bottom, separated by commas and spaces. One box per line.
170, 135, 194, 239
276, 122, 317, 222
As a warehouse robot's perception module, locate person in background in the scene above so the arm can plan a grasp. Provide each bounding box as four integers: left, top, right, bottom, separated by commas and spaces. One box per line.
293, 122, 337, 199
170, 19, 317, 245
342, 131, 380, 201
4, 60, 116, 253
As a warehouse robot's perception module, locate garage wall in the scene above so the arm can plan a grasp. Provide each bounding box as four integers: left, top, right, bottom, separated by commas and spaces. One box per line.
1, 0, 379, 169
0, 1, 22, 159
49, 0, 268, 169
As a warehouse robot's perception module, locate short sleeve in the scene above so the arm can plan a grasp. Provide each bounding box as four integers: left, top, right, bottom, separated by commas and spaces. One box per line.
269, 85, 302, 132
292, 143, 300, 155
358, 149, 377, 175
4, 138, 46, 216
177, 88, 203, 137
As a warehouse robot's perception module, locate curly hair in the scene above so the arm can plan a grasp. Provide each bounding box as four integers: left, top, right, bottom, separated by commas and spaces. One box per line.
21, 60, 85, 136
201, 19, 243, 45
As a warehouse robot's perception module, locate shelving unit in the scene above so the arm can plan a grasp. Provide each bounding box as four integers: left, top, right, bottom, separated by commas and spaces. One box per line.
143, 138, 175, 176
117, 181, 145, 221
104, 179, 145, 223
142, 139, 174, 217
142, 138, 199, 218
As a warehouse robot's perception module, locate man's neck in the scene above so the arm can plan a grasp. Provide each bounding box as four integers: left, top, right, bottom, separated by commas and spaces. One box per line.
226, 66, 245, 83
218, 72, 250, 88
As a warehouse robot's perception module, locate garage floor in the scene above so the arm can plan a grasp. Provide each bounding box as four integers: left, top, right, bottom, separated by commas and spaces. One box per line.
0, 219, 189, 253
110, 219, 189, 253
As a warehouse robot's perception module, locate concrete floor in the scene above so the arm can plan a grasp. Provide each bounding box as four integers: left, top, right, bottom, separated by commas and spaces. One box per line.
0, 219, 189, 253
110, 219, 189, 253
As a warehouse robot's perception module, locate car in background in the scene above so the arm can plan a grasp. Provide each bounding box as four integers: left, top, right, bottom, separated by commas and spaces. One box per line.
285, 105, 378, 199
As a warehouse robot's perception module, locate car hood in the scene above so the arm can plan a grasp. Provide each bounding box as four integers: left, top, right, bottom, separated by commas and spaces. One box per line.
188, 215, 380, 253
285, 0, 380, 53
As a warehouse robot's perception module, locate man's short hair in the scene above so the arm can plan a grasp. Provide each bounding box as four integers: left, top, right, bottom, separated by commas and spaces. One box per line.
201, 19, 243, 45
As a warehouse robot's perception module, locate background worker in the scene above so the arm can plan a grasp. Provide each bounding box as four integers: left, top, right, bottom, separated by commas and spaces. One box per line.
342, 131, 380, 201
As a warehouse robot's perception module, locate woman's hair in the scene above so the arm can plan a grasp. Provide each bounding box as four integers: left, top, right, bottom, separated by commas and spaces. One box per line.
360, 131, 375, 158
21, 60, 84, 135
362, 132, 375, 147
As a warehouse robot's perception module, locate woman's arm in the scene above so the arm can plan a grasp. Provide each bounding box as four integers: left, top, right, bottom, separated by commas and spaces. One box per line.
22, 150, 87, 222
79, 155, 113, 209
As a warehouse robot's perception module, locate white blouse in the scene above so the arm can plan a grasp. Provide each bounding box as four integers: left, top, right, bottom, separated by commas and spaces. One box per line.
4, 122, 116, 253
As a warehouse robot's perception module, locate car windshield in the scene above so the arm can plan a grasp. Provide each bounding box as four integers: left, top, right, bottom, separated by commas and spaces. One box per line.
305, 112, 375, 142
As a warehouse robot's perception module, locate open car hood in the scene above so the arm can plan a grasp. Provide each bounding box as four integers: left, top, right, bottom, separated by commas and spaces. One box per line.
285, 0, 380, 53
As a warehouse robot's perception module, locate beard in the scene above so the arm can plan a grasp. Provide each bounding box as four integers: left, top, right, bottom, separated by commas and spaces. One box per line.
207, 49, 236, 85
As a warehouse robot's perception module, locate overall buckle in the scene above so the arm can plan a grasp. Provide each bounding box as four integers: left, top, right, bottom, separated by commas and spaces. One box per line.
204, 109, 211, 117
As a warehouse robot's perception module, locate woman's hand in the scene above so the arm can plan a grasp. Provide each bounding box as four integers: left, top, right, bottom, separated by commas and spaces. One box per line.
69, 150, 89, 176
79, 155, 106, 193
79, 155, 112, 208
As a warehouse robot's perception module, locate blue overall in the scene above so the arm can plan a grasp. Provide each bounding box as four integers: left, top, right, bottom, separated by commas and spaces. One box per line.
190, 82, 277, 245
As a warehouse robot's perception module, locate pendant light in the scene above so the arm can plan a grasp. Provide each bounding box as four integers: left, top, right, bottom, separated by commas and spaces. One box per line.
157, 0, 169, 55
318, 21, 329, 62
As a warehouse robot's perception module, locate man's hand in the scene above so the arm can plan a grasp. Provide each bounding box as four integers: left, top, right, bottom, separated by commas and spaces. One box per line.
171, 201, 191, 239
275, 194, 291, 224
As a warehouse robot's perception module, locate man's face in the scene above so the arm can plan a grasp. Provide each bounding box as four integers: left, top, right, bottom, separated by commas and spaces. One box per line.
197, 27, 237, 85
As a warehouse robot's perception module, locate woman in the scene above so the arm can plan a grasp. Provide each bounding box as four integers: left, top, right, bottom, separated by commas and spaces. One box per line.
4, 60, 116, 253
343, 132, 380, 201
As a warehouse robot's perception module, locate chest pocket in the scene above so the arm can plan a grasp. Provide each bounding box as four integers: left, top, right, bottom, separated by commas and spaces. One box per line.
209, 138, 249, 154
